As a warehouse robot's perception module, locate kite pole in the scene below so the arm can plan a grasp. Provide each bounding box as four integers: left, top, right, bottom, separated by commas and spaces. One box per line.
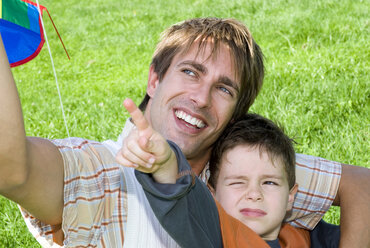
35, 0, 72, 143
33, 2, 117, 245
34, 0, 98, 237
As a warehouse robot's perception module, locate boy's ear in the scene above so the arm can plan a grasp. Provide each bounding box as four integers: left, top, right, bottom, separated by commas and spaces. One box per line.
286, 183, 298, 211
146, 65, 160, 97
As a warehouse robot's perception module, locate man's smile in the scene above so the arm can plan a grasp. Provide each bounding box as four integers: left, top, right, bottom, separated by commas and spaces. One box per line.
175, 109, 206, 129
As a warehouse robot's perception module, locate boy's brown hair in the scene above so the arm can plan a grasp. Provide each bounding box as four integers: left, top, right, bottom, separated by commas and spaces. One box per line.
139, 17, 264, 120
209, 113, 296, 189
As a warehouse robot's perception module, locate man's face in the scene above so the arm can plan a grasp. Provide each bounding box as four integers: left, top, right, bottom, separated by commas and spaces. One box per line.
213, 145, 297, 241
145, 42, 240, 166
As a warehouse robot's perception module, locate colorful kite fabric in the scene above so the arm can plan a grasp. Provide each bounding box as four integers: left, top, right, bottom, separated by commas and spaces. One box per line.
0, 0, 46, 67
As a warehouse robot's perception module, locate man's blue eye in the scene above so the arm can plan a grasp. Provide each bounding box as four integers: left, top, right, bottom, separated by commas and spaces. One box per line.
183, 69, 195, 76
219, 87, 231, 95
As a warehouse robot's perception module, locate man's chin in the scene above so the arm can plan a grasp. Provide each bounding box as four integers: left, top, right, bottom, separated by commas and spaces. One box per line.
173, 142, 200, 158
164, 134, 210, 159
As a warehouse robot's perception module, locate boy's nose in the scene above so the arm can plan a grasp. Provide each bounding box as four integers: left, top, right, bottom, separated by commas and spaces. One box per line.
245, 185, 263, 201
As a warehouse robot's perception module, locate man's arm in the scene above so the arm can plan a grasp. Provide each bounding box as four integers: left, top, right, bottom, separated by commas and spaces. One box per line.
0, 36, 64, 225
333, 164, 370, 248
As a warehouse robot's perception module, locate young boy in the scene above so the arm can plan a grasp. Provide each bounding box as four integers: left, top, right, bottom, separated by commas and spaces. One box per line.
207, 113, 301, 246
117, 103, 339, 247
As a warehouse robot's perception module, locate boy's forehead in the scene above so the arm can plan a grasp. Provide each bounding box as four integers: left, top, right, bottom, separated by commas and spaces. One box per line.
222, 145, 287, 175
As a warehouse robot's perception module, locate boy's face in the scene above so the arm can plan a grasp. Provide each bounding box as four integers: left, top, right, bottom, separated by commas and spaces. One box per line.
213, 145, 297, 241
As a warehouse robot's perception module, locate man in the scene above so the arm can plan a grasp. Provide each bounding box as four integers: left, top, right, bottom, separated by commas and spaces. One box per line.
0, 18, 369, 247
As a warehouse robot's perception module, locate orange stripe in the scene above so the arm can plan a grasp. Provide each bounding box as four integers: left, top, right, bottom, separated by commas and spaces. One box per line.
64, 188, 121, 207
66, 221, 119, 233
292, 206, 327, 215
296, 162, 341, 176
118, 187, 125, 245
56, 140, 102, 149
297, 189, 335, 201
101, 237, 106, 248
64, 167, 120, 184
292, 221, 309, 229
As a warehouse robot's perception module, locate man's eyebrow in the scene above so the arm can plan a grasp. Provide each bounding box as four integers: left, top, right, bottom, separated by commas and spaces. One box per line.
176, 61, 207, 74
218, 76, 239, 94
177, 60, 239, 94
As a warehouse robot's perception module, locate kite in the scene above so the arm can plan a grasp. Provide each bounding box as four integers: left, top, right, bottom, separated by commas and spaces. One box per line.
0, 0, 68, 67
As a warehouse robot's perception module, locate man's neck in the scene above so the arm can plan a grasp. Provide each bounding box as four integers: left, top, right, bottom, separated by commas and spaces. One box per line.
188, 156, 209, 176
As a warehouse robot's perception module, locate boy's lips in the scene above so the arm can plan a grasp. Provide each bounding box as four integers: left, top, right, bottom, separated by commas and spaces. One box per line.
240, 208, 267, 217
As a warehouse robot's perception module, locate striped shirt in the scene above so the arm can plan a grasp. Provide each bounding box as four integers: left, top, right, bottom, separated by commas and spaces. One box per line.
20, 120, 341, 247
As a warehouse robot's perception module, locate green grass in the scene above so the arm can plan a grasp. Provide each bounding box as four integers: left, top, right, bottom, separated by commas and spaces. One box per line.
1, 0, 368, 245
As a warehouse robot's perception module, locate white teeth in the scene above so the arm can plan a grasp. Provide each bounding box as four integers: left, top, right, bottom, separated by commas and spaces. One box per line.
175, 110, 206, 129
190, 117, 197, 125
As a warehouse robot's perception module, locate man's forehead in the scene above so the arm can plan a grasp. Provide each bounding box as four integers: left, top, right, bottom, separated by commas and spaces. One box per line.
178, 40, 231, 62
175, 41, 240, 84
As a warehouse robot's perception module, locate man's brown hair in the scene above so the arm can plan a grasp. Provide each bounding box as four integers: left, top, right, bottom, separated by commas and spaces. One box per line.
139, 17, 264, 120
209, 113, 296, 189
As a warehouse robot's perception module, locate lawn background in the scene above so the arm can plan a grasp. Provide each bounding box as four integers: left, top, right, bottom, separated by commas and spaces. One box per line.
0, 0, 368, 246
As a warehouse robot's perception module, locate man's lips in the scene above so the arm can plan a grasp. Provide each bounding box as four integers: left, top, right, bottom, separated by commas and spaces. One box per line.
240, 208, 267, 217
174, 109, 206, 129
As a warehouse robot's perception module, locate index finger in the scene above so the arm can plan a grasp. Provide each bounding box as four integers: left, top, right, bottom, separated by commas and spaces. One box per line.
123, 98, 153, 138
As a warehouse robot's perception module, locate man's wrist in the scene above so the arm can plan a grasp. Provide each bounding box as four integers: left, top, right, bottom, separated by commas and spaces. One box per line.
152, 150, 178, 184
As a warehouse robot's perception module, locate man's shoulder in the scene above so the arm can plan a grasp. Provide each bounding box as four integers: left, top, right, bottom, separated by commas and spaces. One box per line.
51, 137, 103, 148
51, 137, 120, 174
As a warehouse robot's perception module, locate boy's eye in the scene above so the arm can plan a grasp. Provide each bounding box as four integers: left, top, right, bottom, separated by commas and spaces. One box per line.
229, 181, 244, 186
263, 181, 278, 186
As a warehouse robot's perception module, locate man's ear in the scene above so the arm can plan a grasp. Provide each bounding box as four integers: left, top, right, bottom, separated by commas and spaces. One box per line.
147, 65, 160, 97
207, 184, 216, 197
286, 183, 298, 211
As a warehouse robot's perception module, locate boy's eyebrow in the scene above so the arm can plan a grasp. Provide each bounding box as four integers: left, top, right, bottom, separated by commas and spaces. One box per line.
223, 174, 285, 180
261, 174, 284, 180
223, 175, 247, 180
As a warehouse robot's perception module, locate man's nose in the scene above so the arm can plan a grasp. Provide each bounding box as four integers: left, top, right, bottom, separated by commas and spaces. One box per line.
190, 83, 212, 108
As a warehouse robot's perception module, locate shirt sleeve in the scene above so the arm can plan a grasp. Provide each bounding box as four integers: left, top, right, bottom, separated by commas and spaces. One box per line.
135, 140, 223, 248
19, 138, 126, 247
285, 153, 342, 229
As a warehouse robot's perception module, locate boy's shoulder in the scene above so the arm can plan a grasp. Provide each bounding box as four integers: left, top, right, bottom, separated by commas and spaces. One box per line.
215, 200, 270, 248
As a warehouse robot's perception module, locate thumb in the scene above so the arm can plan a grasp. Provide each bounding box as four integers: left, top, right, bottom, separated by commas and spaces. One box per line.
138, 135, 153, 152
138, 135, 171, 165
138, 135, 164, 154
